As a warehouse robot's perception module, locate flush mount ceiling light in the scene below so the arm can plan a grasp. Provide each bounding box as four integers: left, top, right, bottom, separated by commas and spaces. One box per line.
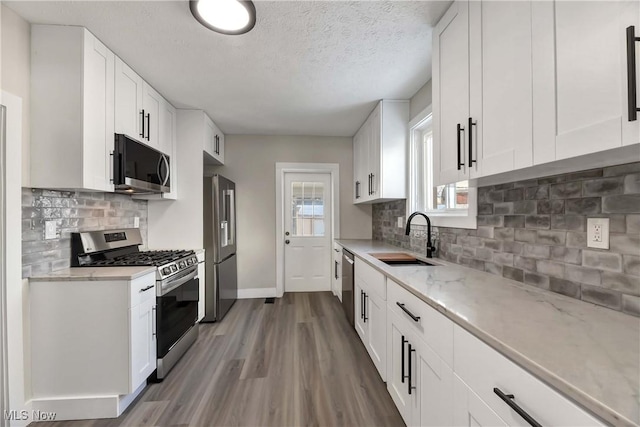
190, 0, 256, 35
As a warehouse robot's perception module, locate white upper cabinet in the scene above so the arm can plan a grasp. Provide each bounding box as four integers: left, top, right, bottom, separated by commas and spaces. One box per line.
115, 58, 169, 154
468, 0, 534, 178
203, 114, 225, 165
142, 82, 162, 151
115, 58, 144, 143
31, 25, 115, 192
353, 100, 409, 204
433, 0, 640, 185
433, 0, 470, 186
532, 0, 640, 162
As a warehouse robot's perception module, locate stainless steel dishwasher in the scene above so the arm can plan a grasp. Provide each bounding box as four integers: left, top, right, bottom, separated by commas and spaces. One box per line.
342, 249, 354, 326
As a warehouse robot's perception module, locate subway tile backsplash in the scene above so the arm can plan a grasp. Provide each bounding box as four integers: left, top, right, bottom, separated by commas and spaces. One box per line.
22, 188, 148, 278
373, 162, 640, 317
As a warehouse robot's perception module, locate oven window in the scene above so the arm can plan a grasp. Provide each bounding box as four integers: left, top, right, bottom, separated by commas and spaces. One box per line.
156, 277, 199, 358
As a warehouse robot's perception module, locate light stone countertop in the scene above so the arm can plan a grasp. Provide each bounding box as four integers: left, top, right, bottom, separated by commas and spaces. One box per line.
336, 239, 640, 427
30, 266, 157, 282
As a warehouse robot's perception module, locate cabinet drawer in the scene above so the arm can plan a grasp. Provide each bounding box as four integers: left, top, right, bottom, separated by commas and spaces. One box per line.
454, 325, 604, 426
387, 279, 453, 367
355, 258, 386, 300
129, 272, 156, 307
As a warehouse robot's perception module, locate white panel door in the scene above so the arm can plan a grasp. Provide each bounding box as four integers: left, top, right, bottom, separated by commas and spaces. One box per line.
115, 58, 143, 142
533, 0, 640, 161
386, 310, 413, 425
284, 173, 332, 292
142, 82, 162, 150
453, 375, 508, 427
416, 337, 454, 426
354, 281, 367, 342
469, 0, 533, 178
368, 105, 381, 199
366, 290, 386, 381
433, 0, 470, 186
129, 297, 156, 391
82, 31, 114, 192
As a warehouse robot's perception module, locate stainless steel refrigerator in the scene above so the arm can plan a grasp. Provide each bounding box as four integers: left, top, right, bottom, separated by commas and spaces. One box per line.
203, 175, 238, 322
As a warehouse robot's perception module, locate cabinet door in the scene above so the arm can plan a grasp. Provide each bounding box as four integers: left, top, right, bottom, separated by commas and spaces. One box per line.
130, 297, 156, 391
453, 375, 507, 427
368, 105, 381, 199
332, 246, 342, 301
204, 115, 215, 157
353, 128, 366, 203
354, 282, 367, 343
360, 120, 372, 202
469, 0, 533, 178
533, 0, 640, 162
115, 58, 143, 142
433, 0, 470, 186
366, 290, 386, 381
386, 310, 413, 425
216, 132, 225, 163
416, 338, 454, 426
82, 30, 114, 192
161, 100, 177, 200
142, 82, 162, 150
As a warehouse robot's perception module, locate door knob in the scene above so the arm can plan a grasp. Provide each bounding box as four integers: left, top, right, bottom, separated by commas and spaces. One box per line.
285, 231, 290, 236
285, 240, 290, 244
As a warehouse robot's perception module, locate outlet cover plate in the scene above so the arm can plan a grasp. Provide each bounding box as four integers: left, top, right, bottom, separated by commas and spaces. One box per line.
45, 220, 57, 240
587, 218, 609, 249
397, 217, 404, 228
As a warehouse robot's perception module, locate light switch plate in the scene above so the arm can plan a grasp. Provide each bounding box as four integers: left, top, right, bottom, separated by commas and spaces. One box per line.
587, 218, 609, 249
45, 221, 57, 240
397, 217, 404, 228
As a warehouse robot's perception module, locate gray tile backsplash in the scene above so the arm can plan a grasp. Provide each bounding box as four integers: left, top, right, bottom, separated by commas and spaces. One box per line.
373, 162, 640, 317
22, 188, 148, 278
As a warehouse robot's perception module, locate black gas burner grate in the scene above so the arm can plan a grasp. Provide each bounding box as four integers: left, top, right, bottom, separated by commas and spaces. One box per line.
84, 250, 196, 267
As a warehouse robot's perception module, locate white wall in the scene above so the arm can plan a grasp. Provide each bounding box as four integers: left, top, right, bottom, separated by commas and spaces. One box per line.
1, 5, 32, 425
206, 135, 371, 291
147, 110, 204, 251
409, 79, 432, 121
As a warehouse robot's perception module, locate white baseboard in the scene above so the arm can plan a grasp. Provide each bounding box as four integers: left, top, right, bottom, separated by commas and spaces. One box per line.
29, 382, 145, 422
237, 287, 277, 299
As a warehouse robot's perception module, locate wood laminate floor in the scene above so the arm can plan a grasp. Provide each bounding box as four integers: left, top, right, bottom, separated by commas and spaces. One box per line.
40, 292, 404, 427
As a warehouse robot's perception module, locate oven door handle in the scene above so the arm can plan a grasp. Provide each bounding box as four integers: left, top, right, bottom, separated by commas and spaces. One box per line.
159, 266, 198, 296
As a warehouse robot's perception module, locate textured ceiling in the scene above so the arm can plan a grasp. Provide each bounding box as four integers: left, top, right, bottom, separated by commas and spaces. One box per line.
6, 0, 451, 136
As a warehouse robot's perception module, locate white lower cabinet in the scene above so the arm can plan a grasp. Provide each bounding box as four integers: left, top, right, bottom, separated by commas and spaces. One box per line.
387, 309, 454, 427
453, 374, 507, 426
30, 272, 157, 420
355, 259, 387, 381
332, 243, 342, 300
454, 325, 604, 427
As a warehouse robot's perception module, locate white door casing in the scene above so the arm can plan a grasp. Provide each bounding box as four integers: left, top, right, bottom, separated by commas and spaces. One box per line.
283, 172, 332, 292
275, 163, 340, 297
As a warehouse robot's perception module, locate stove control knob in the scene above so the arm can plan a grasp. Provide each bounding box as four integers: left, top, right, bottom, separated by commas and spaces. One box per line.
162, 267, 171, 275
171, 265, 178, 272
187, 259, 193, 266
179, 261, 186, 269
192, 257, 198, 264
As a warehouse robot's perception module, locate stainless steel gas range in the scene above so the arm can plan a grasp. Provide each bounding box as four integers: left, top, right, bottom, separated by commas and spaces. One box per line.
71, 228, 199, 380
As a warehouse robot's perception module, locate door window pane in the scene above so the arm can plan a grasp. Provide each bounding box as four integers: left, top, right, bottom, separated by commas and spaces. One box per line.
291, 182, 325, 237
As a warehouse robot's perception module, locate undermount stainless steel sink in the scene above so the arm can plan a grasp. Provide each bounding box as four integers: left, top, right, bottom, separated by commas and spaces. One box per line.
381, 259, 437, 266
368, 252, 440, 267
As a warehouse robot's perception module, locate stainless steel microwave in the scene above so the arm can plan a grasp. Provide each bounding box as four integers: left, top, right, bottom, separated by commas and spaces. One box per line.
113, 134, 170, 194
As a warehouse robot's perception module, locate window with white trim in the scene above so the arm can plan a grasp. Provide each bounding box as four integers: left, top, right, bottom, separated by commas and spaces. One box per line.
408, 107, 476, 228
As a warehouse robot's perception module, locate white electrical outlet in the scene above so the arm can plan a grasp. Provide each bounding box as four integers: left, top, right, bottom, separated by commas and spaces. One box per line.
45, 221, 57, 240
397, 217, 404, 228
587, 218, 609, 249
134, 216, 140, 228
